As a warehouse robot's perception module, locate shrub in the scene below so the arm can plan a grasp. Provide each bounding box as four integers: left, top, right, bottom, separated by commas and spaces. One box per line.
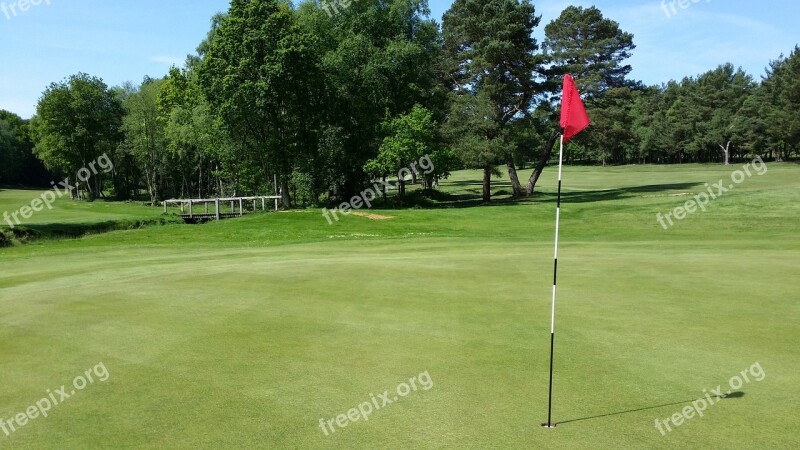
0, 230, 11, 247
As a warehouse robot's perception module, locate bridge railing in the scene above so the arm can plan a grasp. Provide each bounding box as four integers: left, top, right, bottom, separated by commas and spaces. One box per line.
163, 196, 281, 220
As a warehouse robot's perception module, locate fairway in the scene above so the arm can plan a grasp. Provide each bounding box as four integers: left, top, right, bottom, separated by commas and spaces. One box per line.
1, 164, 798, 448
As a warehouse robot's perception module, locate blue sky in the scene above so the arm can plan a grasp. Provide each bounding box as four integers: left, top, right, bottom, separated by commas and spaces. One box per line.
1, 0, 797, 118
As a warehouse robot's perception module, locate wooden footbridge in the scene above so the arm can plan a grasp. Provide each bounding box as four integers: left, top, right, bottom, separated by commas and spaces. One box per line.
163, 196, 282, 223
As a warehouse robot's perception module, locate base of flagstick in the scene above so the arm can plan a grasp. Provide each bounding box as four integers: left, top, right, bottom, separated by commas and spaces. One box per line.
540, 423, 557, 429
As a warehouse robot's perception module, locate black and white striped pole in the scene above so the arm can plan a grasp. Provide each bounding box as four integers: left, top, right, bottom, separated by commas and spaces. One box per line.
543, 132, 565, 429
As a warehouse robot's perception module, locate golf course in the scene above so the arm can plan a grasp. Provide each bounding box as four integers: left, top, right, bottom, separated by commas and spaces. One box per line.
1, 163, 798, 448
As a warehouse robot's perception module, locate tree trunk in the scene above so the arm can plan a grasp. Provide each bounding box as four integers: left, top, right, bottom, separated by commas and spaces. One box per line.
775, 143, 784, 162
720, 141, 731, 165
398, 178, 406, 197
83, 175, 95, 198
482, 165, 491, 204
280, 178, 290, 208
526, 130, 560, 196
145, 169, 157, 205
505, 153, 524, 197
219, 166, 225, 197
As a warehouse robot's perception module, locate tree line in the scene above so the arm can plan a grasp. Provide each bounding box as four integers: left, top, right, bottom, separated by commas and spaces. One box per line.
1, 1, 798, 205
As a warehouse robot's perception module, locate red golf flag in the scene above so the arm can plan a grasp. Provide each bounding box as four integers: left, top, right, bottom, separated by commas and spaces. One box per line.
560, 75, 590, 143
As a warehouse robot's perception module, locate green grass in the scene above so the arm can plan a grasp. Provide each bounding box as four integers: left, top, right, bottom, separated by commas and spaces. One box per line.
0, 188, 170, 242
0, 188, 162, 225
1, 163, 799, 448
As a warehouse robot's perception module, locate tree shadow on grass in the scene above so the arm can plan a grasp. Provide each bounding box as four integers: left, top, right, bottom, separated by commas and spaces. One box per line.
0, 185, 53, 192
6, 217, 181, 242
409, 181, 704, 209
556, 182, 703, 204
555, 391, 745, 426
12, 222, 127, 240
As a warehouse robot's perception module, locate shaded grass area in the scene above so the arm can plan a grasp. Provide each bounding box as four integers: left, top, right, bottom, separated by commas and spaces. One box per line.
2, 216, 183, 245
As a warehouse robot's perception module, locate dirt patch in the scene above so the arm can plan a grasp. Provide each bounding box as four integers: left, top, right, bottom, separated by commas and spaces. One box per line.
351, 212, 395, 220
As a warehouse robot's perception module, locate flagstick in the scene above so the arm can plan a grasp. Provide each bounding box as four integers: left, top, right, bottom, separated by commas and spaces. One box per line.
544, 133, 565, 429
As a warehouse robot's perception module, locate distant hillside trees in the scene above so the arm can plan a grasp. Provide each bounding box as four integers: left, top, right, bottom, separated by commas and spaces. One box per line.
620, 50, 799, 165
0, 110, 50, 186
759, 46, 800, 161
